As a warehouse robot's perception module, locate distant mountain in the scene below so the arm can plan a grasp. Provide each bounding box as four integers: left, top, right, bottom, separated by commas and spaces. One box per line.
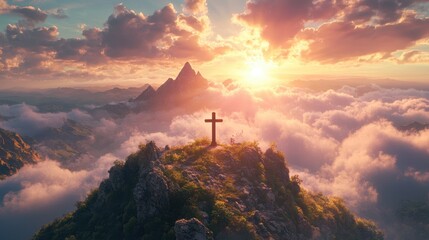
93, 62, 210, 118
133, 62, 209, 109
97, 85, 151, 102
0, 85, 150, 113
0, 128, 40, 179
33, 140, 383, 240
134, 85, 156, 102
34, 119, 93, 165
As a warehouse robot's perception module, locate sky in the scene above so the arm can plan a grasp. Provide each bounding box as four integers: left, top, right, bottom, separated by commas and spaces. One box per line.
0, 0, 429, 89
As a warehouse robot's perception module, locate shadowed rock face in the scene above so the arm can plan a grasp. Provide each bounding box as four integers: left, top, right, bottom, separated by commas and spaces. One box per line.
33, 140, 384, 240
0, 128, 40, 179
175, 218, 213, 240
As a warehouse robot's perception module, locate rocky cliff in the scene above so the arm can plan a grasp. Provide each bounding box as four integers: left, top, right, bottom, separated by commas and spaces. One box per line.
0, 128, 40, 179
33, 140, 383, 240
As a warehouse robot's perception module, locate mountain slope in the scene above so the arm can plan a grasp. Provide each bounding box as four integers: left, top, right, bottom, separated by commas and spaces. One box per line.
33, 140, 383, 240
0, 128, 40, 179
34, 119, 93, 165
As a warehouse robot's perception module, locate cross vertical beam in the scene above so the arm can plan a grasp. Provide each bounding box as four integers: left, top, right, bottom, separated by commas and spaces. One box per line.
205, 112, 223, 146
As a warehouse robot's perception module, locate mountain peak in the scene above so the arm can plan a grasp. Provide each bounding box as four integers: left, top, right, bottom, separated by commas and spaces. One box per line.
176, 62, 196, 81
134, 85, 156, 102
34, 140, 383, 240
184, 61, 192, 68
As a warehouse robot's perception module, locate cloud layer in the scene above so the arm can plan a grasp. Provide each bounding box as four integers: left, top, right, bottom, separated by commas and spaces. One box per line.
0, 155, 116, 240
1, 81, 429, 239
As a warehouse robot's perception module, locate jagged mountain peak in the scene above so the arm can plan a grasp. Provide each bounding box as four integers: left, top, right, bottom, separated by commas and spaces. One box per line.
33, 139, 383, 240
176, 62, 197, 82
133, 63, 208, 105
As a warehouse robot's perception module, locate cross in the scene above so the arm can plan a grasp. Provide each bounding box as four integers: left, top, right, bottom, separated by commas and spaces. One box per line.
205, 112, 223, 147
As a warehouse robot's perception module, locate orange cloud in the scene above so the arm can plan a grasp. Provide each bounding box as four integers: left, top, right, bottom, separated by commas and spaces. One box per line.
236, 0, 429, 63
300, 15, 429, 62
183, 0, 207, 14
0, 3, 225, 81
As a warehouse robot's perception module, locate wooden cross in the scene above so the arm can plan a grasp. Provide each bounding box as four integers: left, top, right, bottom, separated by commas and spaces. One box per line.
205, 112, 223, 146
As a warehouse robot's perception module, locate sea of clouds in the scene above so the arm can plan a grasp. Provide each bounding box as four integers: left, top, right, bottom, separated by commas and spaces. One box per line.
0, 84, 428, 239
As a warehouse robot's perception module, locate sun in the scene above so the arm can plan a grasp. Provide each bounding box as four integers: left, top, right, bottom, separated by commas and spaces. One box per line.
249, 65, 266, 79
242, 58, 274, 87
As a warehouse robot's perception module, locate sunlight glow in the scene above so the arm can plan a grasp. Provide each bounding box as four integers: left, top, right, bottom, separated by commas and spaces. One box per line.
243, 58, 275, 87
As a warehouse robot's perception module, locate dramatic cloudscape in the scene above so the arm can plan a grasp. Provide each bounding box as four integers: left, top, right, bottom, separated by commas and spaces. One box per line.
1, 0, 429, 240
0, 0, 429, 88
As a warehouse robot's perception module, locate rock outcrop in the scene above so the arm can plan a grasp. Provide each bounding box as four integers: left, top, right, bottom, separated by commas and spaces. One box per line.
175, 218, 213, 240
134, 168, 170, 221
0, 128, 40, 179
33, 140, 384, 240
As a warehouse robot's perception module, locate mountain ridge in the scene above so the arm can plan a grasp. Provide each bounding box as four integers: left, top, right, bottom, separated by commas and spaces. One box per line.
0, 128, 40, 179
34, 119, 93, 166
33, 140, 383, 240
133, 62, 209, 106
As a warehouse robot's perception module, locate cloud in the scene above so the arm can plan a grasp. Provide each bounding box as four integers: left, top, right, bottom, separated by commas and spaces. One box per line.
0, 0, 8, 11
183, 0, 207, 15
47, 8, 68, 19
397, 50, 429, 63
101, 3, 218, 60
9, 6, 47, 26
235, 0, 345, 48
236, 0, 429, 63
179, 15, 206, 32
0, 3, 224, 81
295, 120, 429, 239
300, 15, 429, 62
0, 104, 92, 136
0, 155, 116, 240
344, 0, 423, 24
0, 1, 50, 28
6, 24, 58, 50
236, 0, 315, 48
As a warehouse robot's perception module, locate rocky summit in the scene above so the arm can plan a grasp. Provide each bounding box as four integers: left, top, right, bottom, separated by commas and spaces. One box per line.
0, 128, 40, 179
33, 139, 384, 240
